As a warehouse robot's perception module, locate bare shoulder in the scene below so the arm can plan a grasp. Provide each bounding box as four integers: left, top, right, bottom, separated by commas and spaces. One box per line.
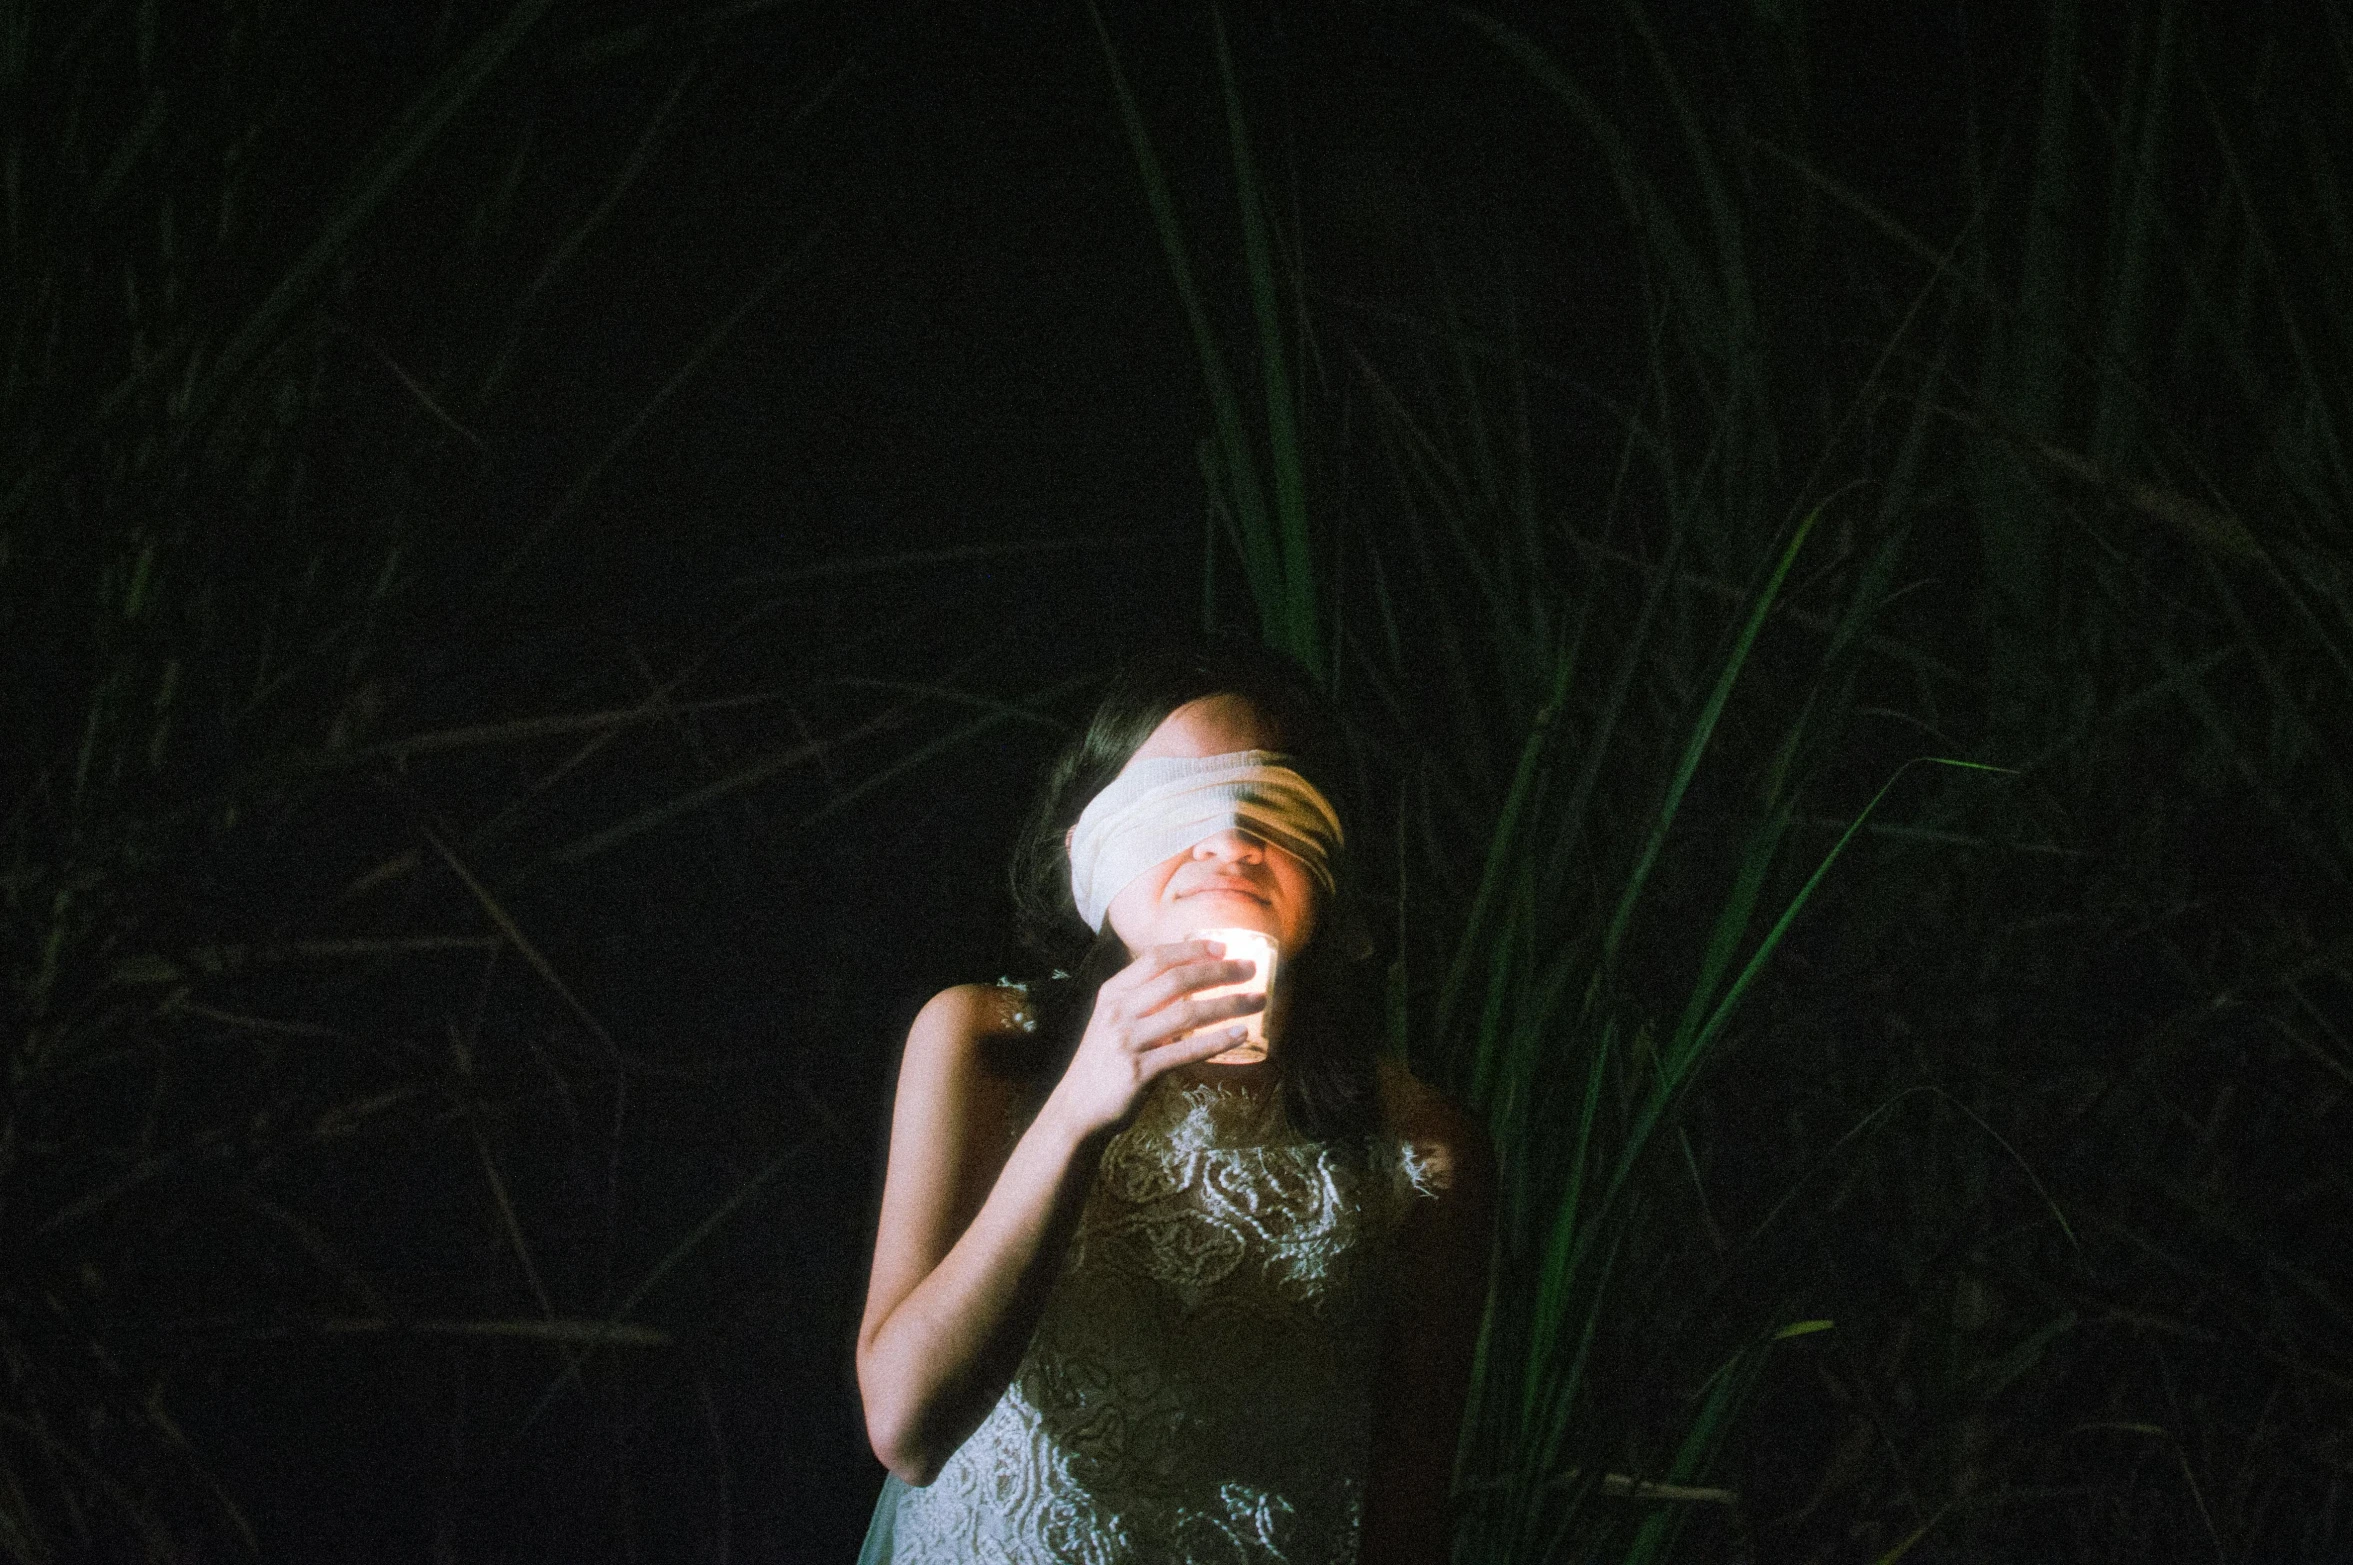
1374, 1057, 1497, 1200
914, 979, 1037, 1033
906, 978, 1038, 1065
912, 980, 1033, 1044
891, 984, 1051, 1164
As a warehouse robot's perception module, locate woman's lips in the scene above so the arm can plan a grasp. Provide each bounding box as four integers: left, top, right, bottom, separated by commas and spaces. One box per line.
1183, 884, 1266, 903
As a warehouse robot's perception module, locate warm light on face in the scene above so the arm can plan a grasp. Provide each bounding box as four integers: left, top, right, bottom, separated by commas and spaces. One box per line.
1069, 695, 1327, 963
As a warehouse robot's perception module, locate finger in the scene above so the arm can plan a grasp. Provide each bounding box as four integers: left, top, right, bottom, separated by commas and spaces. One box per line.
1196, 990, 1266, 1021
1189, 1025, 1252, 1061
1147, 1023, 1253, 1068
1170, 935, 1229, 957
1153, 937, 1229, 968
1141, 955, 1253, 1010
1147, 990, 1262, 1043
1112, 940, 1222, 994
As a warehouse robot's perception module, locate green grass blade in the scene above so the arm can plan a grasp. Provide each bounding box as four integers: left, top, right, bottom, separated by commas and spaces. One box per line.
1084, 0, 1285, 649
1591, 504, 1826, 991
1209, 3, 1320, 673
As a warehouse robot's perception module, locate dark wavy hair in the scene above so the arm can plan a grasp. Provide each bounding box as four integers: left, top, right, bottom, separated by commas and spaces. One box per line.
994, 633, 1385, 1153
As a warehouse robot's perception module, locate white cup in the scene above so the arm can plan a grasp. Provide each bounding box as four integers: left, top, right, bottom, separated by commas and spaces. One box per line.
1184, 927, 1278, 1065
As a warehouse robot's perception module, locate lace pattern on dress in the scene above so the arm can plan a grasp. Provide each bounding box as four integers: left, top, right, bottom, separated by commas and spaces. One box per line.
891, 1068, 1445, 1564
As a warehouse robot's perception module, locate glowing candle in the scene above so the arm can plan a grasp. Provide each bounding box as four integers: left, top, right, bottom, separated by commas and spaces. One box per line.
1184, 927, 1279, 1065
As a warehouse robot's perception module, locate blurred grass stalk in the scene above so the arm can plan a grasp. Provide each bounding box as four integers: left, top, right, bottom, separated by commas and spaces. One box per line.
2, 2, 847, 1557
1083, 0, 1325, 680
1464, 0, 2351, 1551
3, 0, 551, 1549
1100, 0, 2350, 1558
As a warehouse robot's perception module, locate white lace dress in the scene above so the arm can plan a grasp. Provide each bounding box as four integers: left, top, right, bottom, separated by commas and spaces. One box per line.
886, 1066, 1446, 1564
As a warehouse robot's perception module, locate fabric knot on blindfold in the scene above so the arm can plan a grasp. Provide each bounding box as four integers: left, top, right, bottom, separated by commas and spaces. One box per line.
1067, 749, 1343, 934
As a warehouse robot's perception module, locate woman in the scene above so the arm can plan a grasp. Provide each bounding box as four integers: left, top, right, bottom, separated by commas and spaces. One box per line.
855, 636, 1495, 1563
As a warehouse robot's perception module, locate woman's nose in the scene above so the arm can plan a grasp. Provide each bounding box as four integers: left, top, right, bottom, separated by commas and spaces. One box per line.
1191, 829, 1262, 860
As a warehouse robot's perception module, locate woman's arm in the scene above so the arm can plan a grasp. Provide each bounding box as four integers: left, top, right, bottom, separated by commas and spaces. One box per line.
859, 946, 1272, 1486
855, 983, 1109, 1486
1360, 1073, 1499, 1565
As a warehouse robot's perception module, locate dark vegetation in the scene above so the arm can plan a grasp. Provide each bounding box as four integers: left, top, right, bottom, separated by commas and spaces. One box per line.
4, 1, 2347, 1560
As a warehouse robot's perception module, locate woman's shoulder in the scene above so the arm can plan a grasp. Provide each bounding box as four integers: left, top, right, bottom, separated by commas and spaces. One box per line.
1371, 1055, 1469, 1132
1372, 1056, 1495, 1199
919, 979, 1045, 1035
906, 980, 1058, 1109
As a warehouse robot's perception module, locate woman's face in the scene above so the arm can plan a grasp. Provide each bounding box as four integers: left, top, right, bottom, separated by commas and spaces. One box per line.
1067, 693, 1323, 961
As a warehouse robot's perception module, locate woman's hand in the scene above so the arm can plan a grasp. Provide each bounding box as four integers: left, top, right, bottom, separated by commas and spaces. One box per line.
1039, 939, 1265, 1142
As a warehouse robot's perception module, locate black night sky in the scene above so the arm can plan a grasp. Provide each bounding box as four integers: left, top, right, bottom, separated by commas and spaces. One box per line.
7, 1, 2349, 1561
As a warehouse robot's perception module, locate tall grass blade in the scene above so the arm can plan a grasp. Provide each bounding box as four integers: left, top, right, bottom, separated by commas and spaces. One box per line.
1209, 3, 1321, 674
193, 0, 565, 428
1083, 0, 1289, 657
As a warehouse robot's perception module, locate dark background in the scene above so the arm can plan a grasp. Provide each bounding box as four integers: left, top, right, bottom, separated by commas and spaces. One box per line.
6, 1, 2348, 1560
